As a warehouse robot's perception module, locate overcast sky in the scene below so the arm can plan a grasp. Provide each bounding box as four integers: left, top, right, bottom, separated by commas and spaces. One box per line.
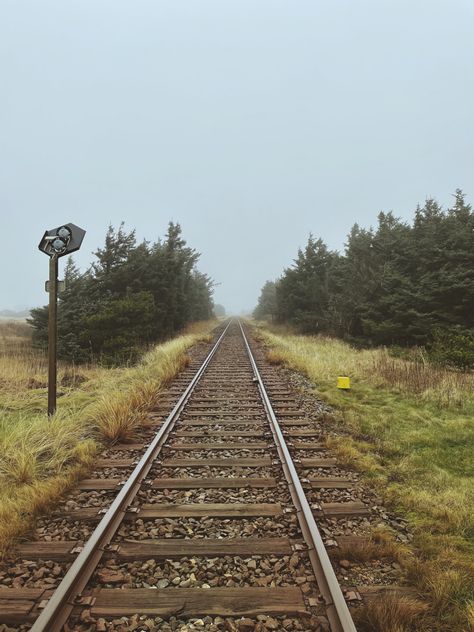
1, 0, 473, 313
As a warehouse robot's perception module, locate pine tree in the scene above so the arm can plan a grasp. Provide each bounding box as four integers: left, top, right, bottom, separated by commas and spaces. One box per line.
29, 222, 214, 364
253, 281, 277, 320
255, 190, 474, 365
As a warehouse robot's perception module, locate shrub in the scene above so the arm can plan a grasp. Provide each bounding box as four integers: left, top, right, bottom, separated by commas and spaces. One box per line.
428, 327, 474, 370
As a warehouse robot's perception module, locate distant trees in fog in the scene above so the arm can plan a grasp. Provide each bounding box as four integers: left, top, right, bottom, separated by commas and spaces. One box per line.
29, 222, 214, 364
213, 304, 226, 317
254, 189, 474, 368
253, 281, 277, 321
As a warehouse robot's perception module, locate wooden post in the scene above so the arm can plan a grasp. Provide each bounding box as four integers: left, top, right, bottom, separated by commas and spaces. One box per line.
48, 255, 58, 416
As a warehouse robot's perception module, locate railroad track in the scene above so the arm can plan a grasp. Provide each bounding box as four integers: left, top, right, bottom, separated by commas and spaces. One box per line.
0, 320, 411, 631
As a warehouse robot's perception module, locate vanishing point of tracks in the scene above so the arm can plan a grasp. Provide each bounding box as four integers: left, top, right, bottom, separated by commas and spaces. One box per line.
2, 320, 375, 631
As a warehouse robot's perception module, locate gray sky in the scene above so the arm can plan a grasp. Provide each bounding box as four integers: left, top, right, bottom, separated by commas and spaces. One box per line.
1, 0, 473, 313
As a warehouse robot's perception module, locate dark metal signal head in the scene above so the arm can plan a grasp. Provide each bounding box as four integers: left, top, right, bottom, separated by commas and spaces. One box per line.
38, 223, 86, 258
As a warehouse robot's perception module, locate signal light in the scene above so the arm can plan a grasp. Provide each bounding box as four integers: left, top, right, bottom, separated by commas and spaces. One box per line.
38, 223, 85, 258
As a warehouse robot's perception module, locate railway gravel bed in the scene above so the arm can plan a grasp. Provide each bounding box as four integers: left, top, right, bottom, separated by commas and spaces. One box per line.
0, 320, 418, 632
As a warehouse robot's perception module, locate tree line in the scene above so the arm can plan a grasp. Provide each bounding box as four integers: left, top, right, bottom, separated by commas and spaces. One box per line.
29, 222, 214, 364
254, 190, 474, 368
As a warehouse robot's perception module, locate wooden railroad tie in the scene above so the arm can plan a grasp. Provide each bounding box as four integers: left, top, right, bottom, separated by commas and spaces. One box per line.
78, 477, 278, 491
87, 587, 307, 618
95, 459, 136, 469
300, 458, 338, 468
168, 442, 269, 450
0, 588, 51, 624
308, 476, 353, 489
160, 457, 272, 467
60, 502, 283, 522
174, 430, 264, 437
313, 501, 370, 518
13, 537, 300, 561
178, 420, 267, 426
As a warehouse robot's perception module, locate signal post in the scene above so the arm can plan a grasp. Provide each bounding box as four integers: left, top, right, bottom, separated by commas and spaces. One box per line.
38, 223, 86, 416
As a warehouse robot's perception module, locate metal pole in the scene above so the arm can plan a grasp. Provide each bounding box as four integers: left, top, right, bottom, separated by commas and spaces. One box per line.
48, 255, 58, 416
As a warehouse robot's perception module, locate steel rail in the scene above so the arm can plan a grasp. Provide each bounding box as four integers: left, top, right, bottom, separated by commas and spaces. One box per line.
30, 319, 232, 632
238, 320, 357, 632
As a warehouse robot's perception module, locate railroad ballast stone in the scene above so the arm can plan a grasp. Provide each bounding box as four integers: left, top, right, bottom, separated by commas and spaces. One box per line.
0, 320, 414, 630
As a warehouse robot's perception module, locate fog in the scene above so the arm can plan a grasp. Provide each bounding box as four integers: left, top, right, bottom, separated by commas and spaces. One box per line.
1, 1, 473, 313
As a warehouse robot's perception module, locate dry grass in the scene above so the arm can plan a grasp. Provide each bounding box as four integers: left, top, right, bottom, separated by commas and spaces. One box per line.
0, 320, 31, 349
254, 322, 474, 631
370, 348, 473, 409
0, 320, 217, 555
255, 324, 474, 409
0, 415, 95, 485
0, 321, 101, 413
333, 526, 411, 564
0, 321, 46, 389
325, 435, 383, 478
88, 341, 193, 443
353, 593, 429, 632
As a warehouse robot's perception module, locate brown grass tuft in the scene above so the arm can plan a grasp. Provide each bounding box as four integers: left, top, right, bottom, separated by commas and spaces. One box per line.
353, 593, 429, 632
88, 393, 148, 444
333, 526, 410, 564
266, 350, 285, 366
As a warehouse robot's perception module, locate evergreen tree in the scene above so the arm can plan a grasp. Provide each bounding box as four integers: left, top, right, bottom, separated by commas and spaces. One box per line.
255, 190, 474, 367
276, 236, 339, 333
29, 222, 214, 365
83, 291, 155, 364
213, 304, 226, 317
253, 281, 277, 320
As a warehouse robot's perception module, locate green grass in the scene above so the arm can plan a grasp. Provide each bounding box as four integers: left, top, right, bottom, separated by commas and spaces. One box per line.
256, 323, 474, 632
0, 320, 217, 555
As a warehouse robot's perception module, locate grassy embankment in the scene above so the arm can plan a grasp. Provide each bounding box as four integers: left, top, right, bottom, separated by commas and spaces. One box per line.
255, 323, 474, 632
0, 320, 216, 556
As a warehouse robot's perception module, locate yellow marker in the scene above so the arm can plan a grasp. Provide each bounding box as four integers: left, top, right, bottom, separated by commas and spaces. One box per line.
337, 376, 351, 390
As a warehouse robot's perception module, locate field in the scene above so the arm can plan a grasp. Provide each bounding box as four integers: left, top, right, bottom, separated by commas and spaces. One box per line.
255, 323, 474, 632
0, 319, 216, 555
